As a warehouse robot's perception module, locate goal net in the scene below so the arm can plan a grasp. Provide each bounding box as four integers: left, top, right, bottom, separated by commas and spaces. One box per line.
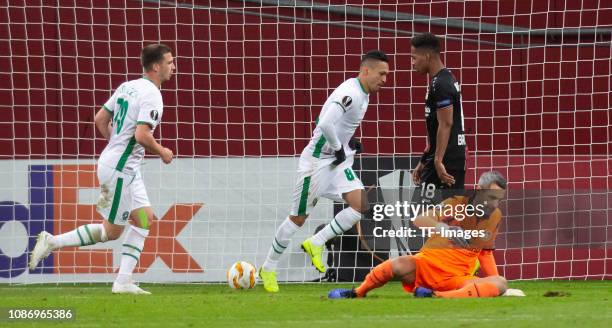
0, 0, 610, 283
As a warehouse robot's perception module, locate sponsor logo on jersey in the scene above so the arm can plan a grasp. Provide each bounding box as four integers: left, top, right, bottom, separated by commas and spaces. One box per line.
458, 133, 466, 146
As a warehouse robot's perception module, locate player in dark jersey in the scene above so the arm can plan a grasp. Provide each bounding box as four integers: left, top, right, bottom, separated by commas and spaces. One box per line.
410, 32, 467, 205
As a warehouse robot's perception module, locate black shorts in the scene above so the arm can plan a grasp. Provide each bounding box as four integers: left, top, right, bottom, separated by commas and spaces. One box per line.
406, 167, 466, 253
412, 167, 466, 205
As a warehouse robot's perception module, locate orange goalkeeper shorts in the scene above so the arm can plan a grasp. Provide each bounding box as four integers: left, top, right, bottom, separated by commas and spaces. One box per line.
401, 252, 477, 293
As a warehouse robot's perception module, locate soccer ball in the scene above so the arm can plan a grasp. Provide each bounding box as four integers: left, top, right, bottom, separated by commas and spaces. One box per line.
227, 261, 256, 289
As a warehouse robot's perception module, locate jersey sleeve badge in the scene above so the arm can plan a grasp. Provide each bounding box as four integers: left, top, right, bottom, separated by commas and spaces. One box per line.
150, 110, 159, 121
341, 96, 352, 110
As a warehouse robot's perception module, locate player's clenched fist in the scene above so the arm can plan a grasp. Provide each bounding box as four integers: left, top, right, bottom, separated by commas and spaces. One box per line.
160, 147, 173, 164
332, 146, 346, 166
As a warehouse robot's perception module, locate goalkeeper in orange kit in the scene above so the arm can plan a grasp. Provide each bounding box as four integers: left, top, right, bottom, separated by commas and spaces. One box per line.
329, 171, 508, 299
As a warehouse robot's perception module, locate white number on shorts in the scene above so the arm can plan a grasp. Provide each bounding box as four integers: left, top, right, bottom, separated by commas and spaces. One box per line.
420, 182, 436, 199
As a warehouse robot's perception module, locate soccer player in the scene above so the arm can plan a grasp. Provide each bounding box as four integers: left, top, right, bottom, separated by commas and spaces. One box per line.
28, 44, 175, 295
410, 33, 467, 204
259, 50, 390, 293
329, 171, 508, 299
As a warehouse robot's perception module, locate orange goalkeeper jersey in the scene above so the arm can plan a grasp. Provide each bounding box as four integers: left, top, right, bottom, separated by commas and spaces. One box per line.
419, 195, 502, 275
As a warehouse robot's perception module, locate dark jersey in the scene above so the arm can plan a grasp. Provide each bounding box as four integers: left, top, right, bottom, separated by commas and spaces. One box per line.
421, 68, 466, 171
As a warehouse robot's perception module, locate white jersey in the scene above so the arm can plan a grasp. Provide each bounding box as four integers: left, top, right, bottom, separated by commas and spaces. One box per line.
98, 77, 163, 173
302, 78, 369, 159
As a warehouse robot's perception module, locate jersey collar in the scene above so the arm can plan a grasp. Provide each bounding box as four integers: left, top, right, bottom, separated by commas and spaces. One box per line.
355, 78, 368, 95
142, 76, 159, 89
432, 67, 448, 79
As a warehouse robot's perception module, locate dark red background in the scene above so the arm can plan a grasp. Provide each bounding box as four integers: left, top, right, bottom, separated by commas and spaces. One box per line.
2, 0, 610, 159
1, 0, 610, 279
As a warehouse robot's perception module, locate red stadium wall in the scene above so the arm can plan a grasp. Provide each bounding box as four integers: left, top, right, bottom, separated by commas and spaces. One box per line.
1, 1, 610, 279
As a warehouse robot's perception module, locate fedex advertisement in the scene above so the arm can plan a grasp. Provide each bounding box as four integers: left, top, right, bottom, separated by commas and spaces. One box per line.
0, 159, 333, 283
1, 156, 610, 283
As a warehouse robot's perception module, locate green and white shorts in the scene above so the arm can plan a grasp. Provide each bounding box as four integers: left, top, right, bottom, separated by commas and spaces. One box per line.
290, 155, 364, 217
96, 164, 151, 225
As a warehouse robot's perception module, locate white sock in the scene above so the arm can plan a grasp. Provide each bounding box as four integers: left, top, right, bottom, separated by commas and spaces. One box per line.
115, 225, 149, 284
50, 224, 108, 249
262, 217, 300, 271
311, 207, 362, 247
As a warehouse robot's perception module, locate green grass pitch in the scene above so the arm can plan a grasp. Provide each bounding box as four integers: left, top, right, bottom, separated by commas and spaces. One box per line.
1, 281, 610, 327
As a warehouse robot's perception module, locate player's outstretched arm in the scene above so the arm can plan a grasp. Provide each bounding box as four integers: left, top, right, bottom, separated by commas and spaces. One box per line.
94, 107, 113, 140
135, 124, 173, 164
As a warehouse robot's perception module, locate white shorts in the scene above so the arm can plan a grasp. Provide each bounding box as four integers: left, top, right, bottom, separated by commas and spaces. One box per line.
290, 155, 364, 216
96, 164, 151, 225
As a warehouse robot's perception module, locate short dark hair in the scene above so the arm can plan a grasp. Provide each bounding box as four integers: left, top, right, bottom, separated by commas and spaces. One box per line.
410, 33, 441, 53
141, 44, 172, 71
360, 50, 389, 67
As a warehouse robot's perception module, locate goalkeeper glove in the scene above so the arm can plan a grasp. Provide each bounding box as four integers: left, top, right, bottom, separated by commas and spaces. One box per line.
332, 146, 346, 166
348, 138, 363, 154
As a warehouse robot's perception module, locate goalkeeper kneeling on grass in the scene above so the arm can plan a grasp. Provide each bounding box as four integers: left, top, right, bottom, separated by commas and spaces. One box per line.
330, 171, 511, 299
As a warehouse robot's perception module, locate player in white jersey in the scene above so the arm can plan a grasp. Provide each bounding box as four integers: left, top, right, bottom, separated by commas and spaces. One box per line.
259, 50, 390, 292
29, 44, 175, 295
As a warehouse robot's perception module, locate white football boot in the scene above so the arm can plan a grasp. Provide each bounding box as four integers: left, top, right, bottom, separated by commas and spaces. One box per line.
112, 281, 151, 295
502, 288, 526, 297
29, 231, 54, 270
